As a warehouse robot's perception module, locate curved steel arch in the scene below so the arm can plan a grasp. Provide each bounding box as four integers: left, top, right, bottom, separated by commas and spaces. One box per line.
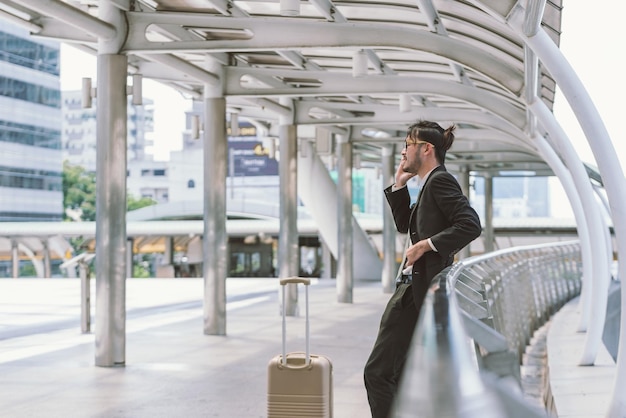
124, 14, 524, 94
225, 69, 525, 124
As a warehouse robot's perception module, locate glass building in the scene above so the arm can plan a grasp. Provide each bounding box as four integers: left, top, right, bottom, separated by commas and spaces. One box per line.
0, 20, 62, 221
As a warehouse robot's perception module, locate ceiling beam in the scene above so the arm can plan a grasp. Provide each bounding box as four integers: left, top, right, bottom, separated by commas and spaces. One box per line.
11, 0, 116, 39
226, 69, 525, 129
123, 13, 523, 94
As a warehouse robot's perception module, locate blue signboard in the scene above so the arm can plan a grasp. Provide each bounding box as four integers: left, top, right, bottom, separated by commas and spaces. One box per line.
228, 124, 278, 177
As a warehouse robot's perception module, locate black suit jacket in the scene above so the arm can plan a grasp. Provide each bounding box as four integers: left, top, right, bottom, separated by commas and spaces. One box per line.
384, 165, 481, 311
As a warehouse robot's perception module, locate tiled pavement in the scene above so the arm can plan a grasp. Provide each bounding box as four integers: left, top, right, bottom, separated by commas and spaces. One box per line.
0, 278, 615, 417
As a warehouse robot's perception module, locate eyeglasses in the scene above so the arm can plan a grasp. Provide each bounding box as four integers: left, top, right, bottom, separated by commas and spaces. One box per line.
404, 140, 432, 150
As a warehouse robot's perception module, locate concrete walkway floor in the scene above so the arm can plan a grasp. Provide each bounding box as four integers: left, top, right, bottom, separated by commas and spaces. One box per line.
0, 278, 616, 417
0, 278, 388, 418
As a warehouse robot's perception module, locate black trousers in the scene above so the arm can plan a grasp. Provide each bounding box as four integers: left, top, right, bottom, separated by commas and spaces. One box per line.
364, 283, 418, 418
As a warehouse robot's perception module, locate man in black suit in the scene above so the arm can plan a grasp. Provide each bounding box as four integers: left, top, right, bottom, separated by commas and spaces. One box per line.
364, 120, 482, 418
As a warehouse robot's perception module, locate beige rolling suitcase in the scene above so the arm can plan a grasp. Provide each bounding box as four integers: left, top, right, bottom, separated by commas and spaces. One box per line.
267, 277, 333, 418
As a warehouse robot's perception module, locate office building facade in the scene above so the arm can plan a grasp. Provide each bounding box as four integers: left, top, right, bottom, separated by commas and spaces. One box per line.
62, 90, 155, 172
62, 90, 164, 202
0, 21, 62, 221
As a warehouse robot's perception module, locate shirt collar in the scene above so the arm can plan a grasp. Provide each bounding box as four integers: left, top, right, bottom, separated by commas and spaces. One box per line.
417, 165, 440, 188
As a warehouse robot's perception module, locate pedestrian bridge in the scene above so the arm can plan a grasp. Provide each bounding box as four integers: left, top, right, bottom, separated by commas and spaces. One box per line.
0, 0, 625, 416
0, 239, 619, 417
400, 239, 621, 417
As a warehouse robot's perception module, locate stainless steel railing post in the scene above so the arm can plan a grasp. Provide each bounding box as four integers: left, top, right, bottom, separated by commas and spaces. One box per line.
79, 260, 91, 334
60, 252, 95, 334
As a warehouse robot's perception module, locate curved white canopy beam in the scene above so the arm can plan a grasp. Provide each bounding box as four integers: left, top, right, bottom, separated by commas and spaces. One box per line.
296, 107, 525, 140
17, 242, 44, 278
530, 90, 610, 366
532, 131, 593, 332
508, 5, 626, 417
226, 69, 524, 123
10, 0, 116, 40
124, 14, 524, 94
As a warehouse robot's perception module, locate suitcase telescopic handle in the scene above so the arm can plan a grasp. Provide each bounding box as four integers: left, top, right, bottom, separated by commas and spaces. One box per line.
280, 277, 310, 366
280, 277, 311, 286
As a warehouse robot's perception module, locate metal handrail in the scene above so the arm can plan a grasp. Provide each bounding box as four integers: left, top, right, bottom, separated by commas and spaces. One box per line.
392, 240, 582, 417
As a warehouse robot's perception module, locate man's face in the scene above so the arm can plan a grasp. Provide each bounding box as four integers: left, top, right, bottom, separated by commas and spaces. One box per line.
401, 136, 428, 174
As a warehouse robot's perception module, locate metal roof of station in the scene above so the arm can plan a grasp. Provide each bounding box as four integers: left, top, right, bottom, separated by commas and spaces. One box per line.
1, 0, 568, 176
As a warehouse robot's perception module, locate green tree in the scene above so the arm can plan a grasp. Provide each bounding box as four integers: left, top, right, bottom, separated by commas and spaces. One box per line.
62, 160, 96, 221
63, 162, 159, 275
127, 194, 157, 212
62, 161, 158, 221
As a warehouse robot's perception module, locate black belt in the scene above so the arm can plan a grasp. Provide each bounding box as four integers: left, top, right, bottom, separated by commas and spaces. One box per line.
396, 274, 412, 285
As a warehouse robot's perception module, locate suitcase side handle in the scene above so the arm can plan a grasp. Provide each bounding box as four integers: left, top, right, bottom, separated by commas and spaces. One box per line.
280, 277, 311, 286
280, 277, 310, 366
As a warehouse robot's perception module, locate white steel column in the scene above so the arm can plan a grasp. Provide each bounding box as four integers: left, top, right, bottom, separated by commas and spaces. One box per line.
459, 166, 472, 260
321, 240, 333, 279
381, 145, 396, 293
202, 75, 228, 335
530, 100, 610, 361
94, 0, 127, 368
522, 38, 597, 337
164, 237, 174, 265
532, 133, 593, 319
11, 239, 18, 278
336, 133, 353, 303
94, 53, 128, 366
483, 174, 494, 253
42, 239, 51, 278
509, 7, 626, 415
126, 238, 133, 278
533, 135, 597, 314
278, 98, 299, 316
592, 186, 615, 272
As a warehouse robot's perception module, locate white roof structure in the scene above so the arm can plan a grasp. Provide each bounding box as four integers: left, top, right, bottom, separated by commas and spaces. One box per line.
1, 0, 565, 175
3, 2, 626, 413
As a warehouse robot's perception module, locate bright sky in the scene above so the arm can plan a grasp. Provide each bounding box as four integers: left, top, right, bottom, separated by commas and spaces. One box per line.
554, 2, 626, 170
60, 47, 188, 161
60, 2, 626, 169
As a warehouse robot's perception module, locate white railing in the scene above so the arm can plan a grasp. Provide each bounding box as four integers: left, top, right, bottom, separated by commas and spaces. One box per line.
392, 241, 582, 417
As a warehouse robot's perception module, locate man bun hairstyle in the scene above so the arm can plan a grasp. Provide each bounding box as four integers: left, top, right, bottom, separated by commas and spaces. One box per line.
442, 124, 456, 151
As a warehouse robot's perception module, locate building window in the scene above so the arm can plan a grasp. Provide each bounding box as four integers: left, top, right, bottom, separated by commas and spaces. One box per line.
0, 76, 61, 108
187, 179, 195, 188
154, 169, 166, 176
0, 31, 60, 75
0, 119, 61, 149
0, 165, 62, 191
